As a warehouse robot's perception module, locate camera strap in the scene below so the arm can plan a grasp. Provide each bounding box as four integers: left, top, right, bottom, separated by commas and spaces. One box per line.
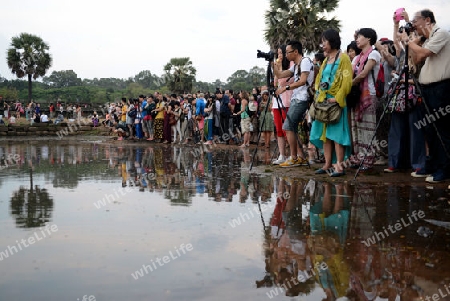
320, 51, 340, 89
295, 57, 315, 87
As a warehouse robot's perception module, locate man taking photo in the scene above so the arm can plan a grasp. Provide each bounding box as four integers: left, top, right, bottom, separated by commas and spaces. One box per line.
273, 40, 314, 167
407, 9, 450, 183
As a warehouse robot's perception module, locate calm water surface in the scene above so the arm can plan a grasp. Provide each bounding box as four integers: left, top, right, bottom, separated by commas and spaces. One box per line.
1, 139, 450, 301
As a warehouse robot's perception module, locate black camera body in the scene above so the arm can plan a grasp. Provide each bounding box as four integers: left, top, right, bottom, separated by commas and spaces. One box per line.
257, 50, 275, 61
320, 82, 330, 90
399, 22, 415, 34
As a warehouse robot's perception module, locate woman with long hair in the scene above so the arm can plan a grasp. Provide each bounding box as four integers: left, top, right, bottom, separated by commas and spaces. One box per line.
310, 29, 353, 177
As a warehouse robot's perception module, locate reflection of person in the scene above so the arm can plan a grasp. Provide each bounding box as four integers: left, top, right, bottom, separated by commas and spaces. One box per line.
308, 181, 351, 299
310, 29, 352, 177
257, 179, 319, 297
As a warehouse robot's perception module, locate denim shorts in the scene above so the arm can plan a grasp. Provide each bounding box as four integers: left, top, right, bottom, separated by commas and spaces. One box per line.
282, 99, 308, 132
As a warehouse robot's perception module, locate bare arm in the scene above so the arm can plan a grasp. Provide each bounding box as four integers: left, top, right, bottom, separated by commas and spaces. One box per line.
353, 59, 377, 85
408, 37, 433, 64
275, 71, 310, 95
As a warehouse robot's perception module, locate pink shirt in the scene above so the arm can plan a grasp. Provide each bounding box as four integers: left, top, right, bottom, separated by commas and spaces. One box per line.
273, 61, 295, 109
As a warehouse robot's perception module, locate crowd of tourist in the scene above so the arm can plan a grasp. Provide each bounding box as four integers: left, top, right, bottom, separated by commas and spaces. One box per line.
102, 8, 450, 184
1, 8, 448, 185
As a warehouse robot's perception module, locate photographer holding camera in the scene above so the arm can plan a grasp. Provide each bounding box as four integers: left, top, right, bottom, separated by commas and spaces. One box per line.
273, 40, 314, 167
406, 9, 450, 183
383, 9, 427, 177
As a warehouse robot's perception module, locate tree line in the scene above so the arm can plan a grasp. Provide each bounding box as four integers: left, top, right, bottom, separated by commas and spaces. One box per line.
0, 65, 266, 105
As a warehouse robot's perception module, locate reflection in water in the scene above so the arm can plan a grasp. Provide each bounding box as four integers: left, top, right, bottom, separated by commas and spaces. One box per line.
257, 179, 351, 298
10, 168, 54, 228
1, 140, 450, 300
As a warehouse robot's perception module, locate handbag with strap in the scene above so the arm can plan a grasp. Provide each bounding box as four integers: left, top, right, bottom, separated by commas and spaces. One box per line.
169, 113, 177, 125
309, 100, 342, 124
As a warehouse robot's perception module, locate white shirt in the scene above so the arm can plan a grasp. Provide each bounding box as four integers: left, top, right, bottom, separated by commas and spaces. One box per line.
40, 114, 49, 122
367, 50, 381, 96
289, 58, 314, 102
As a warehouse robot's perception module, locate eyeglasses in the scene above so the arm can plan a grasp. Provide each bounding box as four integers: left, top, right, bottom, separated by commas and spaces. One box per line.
286, 50, 295, 54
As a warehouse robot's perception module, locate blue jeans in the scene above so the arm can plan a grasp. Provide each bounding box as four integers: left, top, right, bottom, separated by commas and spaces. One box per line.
420, 79, 450, 177
387, 108, 426, 170
135, 122, 143, 139
282, 99, 308, 133
409, 105, 427, 170
206, 119, 213, 141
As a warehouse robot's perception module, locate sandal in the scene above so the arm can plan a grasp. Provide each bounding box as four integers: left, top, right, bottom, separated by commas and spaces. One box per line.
330, 170, 346, 177
315, 168, 330, 175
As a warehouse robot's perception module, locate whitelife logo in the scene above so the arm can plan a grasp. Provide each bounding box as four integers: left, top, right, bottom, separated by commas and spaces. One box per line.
362, 210, 425, 247
0, 224, 58, 262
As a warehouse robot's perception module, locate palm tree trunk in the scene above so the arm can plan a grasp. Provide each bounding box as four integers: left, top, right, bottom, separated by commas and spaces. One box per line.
28, 73, 32, 103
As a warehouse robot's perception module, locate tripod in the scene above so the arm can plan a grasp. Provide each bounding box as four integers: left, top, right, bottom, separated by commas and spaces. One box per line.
249, 60, 311, 171
353, 43, 450, 180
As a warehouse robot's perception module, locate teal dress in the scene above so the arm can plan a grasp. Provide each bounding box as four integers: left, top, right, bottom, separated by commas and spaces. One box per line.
310, 59, 352, 162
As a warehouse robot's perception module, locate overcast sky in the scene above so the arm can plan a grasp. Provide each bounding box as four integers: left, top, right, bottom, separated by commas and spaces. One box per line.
0, 0, 449, 84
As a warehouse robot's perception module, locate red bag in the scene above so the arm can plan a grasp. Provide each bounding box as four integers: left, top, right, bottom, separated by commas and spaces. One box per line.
372, 63, 385, 98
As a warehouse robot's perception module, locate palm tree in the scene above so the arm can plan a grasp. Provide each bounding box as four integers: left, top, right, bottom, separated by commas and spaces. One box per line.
7, 33, 52, 102
163, 57, 196, 94
264, 0, 340, 53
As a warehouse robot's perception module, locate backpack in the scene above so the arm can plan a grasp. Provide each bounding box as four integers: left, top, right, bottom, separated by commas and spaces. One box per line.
127, 107, 137, 118
146, 102, 156, 118
371, 63, 385, 98
297, 57, 316, 103
246, 100, 258, 117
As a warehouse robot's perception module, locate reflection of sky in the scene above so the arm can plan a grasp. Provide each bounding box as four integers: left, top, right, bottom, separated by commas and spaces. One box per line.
2, 141, 450, 300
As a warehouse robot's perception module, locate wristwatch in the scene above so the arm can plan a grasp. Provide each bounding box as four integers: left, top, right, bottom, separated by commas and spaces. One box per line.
285, 85, 290, 90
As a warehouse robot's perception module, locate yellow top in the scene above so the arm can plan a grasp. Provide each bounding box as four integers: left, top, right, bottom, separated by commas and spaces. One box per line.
314, 53, 353, 108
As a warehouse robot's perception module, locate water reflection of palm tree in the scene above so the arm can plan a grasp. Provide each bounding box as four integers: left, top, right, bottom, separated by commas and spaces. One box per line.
10, 167, 54, 228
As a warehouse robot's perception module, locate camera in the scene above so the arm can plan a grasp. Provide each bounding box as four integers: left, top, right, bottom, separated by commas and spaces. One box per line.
399, 22, 415, 34
257, 50, 275, 61
320, 82, 330, 90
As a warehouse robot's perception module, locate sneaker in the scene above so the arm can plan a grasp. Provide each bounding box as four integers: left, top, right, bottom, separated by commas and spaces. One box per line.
411, 168, 430, 178
272, 155, 286, 165
280, 157, 307, 168
384, 167, 396, 173
280, 157, 300, 167
297, 157, 309, 166
425, 172, 447, 183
